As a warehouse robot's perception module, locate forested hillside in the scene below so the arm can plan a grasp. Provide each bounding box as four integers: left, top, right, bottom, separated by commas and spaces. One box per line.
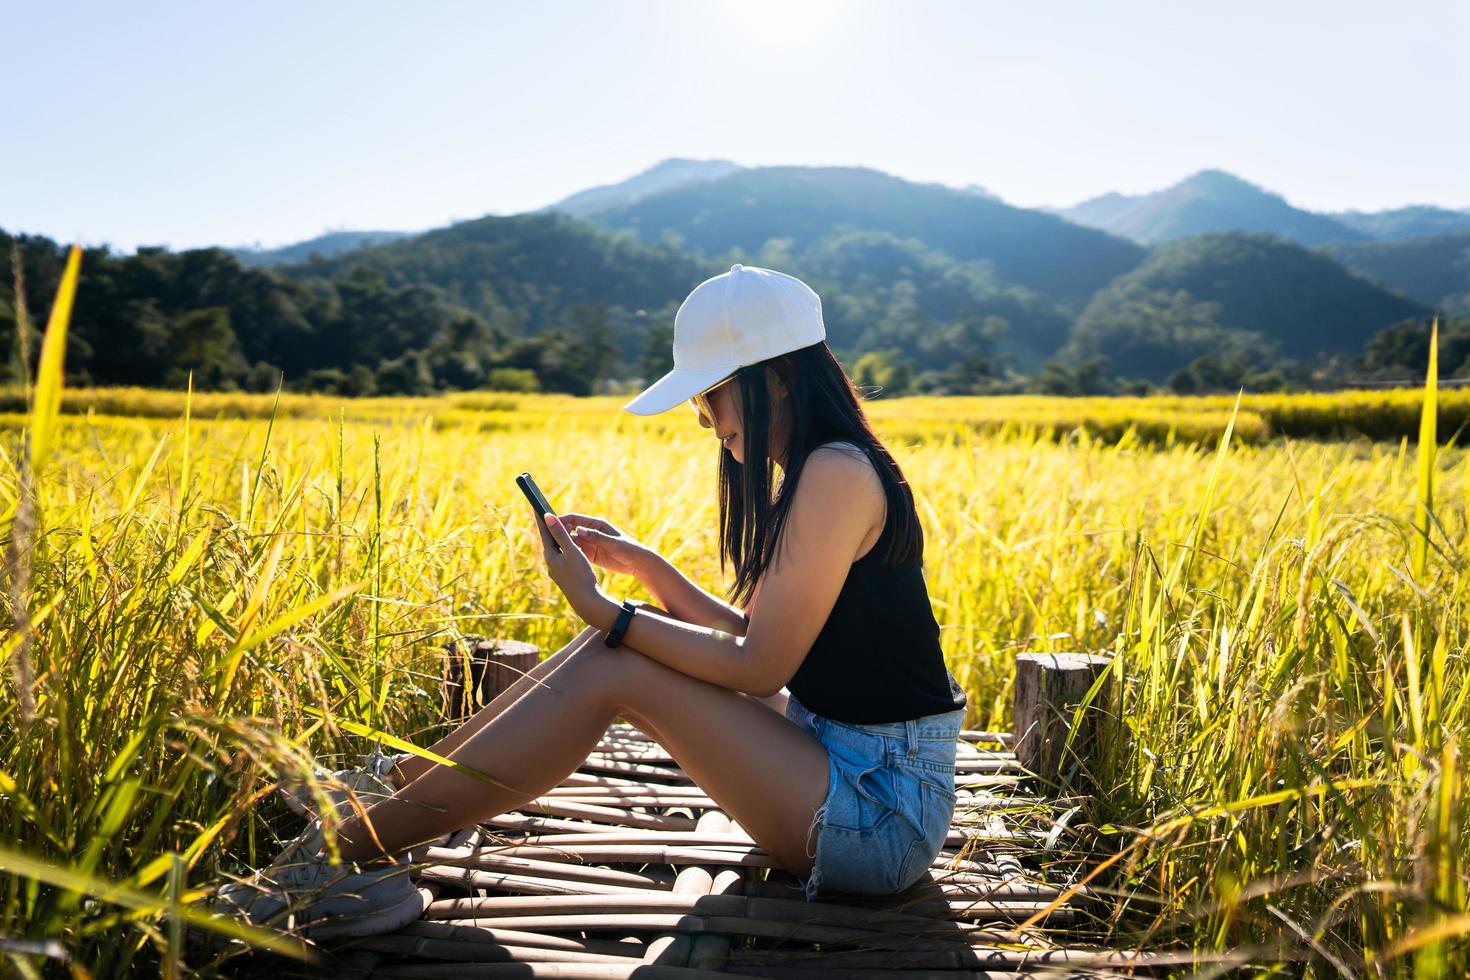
0, 222, 686, 397
1063, 232, 1427, 384
1323, 230, 1470, 312
285, 212, 715, 335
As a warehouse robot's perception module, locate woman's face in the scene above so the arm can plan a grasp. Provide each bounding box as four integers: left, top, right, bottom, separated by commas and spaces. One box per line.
696, 376, 745, 463
695, 368, 790, 467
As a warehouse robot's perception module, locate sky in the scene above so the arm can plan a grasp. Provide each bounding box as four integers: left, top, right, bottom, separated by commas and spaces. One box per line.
6, 0, 1468, 254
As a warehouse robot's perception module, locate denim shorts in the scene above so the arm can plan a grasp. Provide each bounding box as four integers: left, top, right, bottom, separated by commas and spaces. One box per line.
784, 694, 964, 901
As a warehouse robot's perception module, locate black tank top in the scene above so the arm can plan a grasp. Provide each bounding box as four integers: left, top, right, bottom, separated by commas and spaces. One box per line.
783, 443, 969, 725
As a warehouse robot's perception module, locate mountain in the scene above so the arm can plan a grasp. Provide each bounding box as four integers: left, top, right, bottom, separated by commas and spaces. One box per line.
11, 161, 1453, 399
231, 230, 412, 267
279, 210, 720, 365
773, 228, 1073, 373
587, 164, 1147, 302
1067, 231, 1428, 382
275, 208, 1073, 374
1323, 229, 1470, 312
1329, 206, 1470, 242
1059, 170, 1367, 247
544, 157, 744, 218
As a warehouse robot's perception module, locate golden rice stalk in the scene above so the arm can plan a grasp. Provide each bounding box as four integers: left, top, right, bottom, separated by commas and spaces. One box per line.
8, 240, 32, 394
1412, 316, 1438, 580
29, 243, 81, 472
2, 243, 80, 724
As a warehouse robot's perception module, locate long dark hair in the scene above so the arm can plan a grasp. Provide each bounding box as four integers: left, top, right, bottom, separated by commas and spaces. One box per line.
718, 340, 924, 608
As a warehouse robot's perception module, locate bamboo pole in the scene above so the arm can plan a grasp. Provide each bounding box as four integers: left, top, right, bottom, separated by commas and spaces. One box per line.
368, 963, 769, 978
392, 919, 651, 957
641, 809, 734, 967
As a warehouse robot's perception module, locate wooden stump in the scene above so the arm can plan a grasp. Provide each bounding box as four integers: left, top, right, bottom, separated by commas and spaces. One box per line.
442, 637, 542, 723
1013, 652, 1114, 794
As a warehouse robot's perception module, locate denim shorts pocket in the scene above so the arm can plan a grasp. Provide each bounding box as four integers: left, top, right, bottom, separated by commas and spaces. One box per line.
824, 754, 901, 834
896, 777, 958, 890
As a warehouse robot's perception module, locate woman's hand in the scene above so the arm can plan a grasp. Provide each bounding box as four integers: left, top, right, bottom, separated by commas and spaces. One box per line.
558, 513, 657, 578
535, 512, 617, 630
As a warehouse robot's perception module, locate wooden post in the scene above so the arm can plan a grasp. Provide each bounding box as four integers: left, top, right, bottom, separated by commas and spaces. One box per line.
1013, 652, 1114, 794
442, 636, 542, 723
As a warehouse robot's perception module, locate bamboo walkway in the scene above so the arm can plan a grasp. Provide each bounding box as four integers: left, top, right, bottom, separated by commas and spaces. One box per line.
276, 720, 1144, 979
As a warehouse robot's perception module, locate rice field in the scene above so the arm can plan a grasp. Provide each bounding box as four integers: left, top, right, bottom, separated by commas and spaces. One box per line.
0, 258, 1466, 976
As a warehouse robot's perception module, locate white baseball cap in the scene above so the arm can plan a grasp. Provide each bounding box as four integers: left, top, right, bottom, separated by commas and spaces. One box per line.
623, 263, 826, 416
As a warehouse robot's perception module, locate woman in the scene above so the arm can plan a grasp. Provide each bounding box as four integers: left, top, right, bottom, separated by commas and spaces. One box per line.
208, 264, 969, 942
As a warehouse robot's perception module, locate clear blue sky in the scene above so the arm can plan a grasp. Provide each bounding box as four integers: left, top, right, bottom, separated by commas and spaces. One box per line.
7, 0, 1467, 254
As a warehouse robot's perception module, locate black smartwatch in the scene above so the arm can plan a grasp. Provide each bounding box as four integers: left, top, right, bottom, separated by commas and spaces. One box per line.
604, 599, 639, 648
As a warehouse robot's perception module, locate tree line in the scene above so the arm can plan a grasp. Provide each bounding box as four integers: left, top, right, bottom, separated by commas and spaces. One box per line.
1, 231, 631, 396
3, 222, 1463, 399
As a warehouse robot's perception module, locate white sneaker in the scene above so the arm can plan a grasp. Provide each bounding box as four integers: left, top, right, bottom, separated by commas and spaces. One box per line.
265, 816, 337, 877
206, 849, 425, 943
279, 748, 401, 820
273, 752, 475, 869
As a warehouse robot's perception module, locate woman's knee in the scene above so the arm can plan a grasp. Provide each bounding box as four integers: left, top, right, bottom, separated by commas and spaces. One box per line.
566, 624, 601, 648
560, 636, 656, 705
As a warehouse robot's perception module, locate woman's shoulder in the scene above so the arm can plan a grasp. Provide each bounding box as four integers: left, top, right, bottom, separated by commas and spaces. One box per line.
809, 440, 880, 479
806, 441, 886, 510
811, 439, 871, 462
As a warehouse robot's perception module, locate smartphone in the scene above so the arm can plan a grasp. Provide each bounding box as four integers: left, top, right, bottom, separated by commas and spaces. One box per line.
516, 472, 562, 553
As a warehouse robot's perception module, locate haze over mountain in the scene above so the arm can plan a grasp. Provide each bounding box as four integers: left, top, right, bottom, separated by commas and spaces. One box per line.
544, 157, 744, 219
231, 230, 412, 268
565, 164, 1147, 303
1330, 206, 1470, 242
1059, 170, 1369, 247
1046, 168, 1470, 313
234, 160, 1470, 300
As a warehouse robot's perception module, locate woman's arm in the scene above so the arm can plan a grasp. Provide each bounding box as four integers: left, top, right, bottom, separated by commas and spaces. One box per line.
548, 449, 880, 698
636, 554, 749, 637
558, 513, 748, 635
630, 597, 785, 711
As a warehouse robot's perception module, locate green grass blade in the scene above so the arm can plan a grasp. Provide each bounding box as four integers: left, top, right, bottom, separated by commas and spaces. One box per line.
0, 844, 313, 961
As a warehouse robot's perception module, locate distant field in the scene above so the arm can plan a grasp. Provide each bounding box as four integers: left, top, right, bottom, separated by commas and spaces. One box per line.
3, 384, 1470, 445
1, 387, 1466, 974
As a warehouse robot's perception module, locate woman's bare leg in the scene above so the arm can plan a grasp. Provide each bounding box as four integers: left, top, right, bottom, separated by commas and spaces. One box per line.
388, 603, 769, 787
332, 632, 830, 878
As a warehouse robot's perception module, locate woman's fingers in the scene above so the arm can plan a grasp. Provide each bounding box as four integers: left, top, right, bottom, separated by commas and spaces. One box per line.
569, 526, 624, 566
536, 513, 562, 555
543, 512, 566, 541
572, 526, 610, 556
562, 513, 616, 534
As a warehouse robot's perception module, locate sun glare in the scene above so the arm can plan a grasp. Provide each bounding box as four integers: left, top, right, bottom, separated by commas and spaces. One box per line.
715, 0, 848, 52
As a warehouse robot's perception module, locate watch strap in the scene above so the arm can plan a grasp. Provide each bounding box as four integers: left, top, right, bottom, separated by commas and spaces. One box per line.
604, 599, 639, 647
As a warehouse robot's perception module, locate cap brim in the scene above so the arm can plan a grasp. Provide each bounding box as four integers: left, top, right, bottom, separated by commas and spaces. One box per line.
623, 365, 734, 416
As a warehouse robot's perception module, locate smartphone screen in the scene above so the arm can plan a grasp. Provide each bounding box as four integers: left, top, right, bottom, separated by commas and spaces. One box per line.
516, 472, 562, 553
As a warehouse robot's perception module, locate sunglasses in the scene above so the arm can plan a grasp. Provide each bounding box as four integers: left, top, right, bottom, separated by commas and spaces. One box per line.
688, 372, 738, 426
